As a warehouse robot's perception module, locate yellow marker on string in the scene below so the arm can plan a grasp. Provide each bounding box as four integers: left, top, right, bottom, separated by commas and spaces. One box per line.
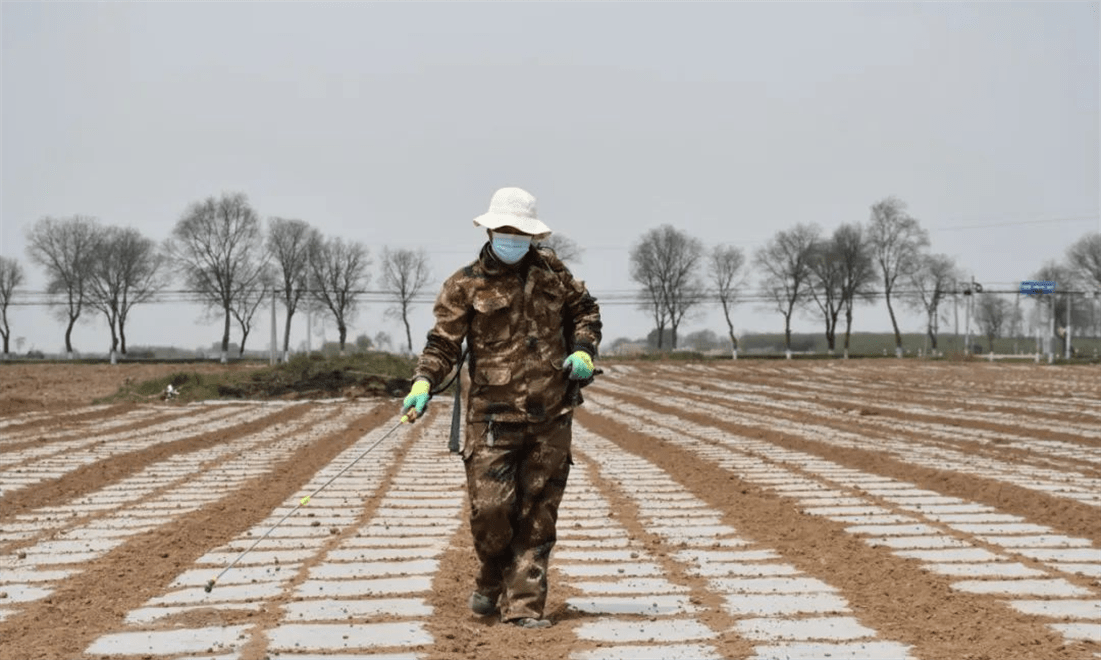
205, 415, 407, 594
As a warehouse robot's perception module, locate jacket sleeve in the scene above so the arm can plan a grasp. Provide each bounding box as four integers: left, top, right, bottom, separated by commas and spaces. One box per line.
414, 271, 471, 388
558, 264, 602, 359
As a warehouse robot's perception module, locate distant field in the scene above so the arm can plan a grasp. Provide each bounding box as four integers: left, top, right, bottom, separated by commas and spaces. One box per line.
609, 332, 1101, 361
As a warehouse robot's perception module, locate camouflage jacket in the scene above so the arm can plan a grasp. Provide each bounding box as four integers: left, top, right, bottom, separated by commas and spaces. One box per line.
414, 243, 602, 424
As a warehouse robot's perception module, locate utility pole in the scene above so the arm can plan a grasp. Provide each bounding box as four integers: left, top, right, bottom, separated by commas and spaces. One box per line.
953, 291, 959, 355
1065, 292, 1073, 359
1014, 289, 1021, 354
270, 289, 278, 366
1048, 293, 1056, 363
963, 278, 973, 355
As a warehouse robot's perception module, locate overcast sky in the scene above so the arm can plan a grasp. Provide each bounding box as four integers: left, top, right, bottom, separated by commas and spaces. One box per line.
2, 1, 1098, 356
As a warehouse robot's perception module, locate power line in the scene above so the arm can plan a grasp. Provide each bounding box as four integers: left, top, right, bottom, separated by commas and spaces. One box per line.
8, 284, 1100, 310
928, 214, 1099, 232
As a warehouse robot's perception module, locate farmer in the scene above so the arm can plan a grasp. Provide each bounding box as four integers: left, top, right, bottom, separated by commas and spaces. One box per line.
401, 186, 602, 629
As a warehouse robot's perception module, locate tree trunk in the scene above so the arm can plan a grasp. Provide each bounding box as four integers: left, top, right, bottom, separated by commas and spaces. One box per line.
930, 312, 938, 351
783, 311, 792, 356
843, 304, 854, 359
107, 312, 119, 365
221, 307, 232, 364
338, 323, 347, 355
65, 317, 77, 359
403, 314, 413, 353
721, 300, 738, 360
885, 291, 903, 356
826, 308, 840, 354
106, 312, 119, 354
283, 310, 294, 361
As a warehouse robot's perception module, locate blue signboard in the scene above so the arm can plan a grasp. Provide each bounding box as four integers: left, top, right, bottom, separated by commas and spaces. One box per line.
1020, 280, 1056, 296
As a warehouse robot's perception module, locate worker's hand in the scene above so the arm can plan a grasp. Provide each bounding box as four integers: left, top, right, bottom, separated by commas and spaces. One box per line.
562, 351, 594, 380
401, 379, 430, 422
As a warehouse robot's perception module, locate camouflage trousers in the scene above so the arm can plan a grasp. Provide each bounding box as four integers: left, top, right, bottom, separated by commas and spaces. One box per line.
462, 412, 572, 621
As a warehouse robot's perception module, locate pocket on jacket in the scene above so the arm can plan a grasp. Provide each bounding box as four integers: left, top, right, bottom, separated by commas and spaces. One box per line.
537, 289, 565, 327
473, 366, 511, 386
472, 293, 512, 344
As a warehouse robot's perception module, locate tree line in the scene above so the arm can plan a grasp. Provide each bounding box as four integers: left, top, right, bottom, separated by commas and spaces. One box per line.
628, 196, 1101, 357
0, 192, 436, 362
1, 191, 1098, 361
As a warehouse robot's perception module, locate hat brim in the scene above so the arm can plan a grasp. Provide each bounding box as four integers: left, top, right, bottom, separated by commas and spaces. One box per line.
473, 212, 551, 240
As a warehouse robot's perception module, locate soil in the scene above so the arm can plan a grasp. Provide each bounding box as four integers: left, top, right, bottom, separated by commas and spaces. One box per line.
0, 360, 1098, 660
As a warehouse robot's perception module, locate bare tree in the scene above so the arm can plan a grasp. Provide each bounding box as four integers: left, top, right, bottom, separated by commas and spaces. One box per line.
373, 331, 393, 352
1031, 261, 1088, 355
87, 226, 167, 361
1067, 234, 1101, 337
709, 245, 746, 358
629, 225, 705, 349
165, 192, 265, 363
754, 223, 820, 356
1066, 232, 1101, 291
309, 235, 370, 354
87, 231, 121, 360
634, 263, 668, 350
908, 253, 960, 352
867, 197, 930, 357
25, 215, 101, 358
806, 236, 846, 354
0, 256, 25, 358
832, 224, 877, 359
381, 247, 430, 353
267, 217, 318, 361
683, 328, 722, 352
230, 263, 274, 356
536, 234, 584, 264
974, 292, 1010, 352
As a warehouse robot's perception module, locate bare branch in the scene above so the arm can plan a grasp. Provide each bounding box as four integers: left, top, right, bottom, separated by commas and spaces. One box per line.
0, 256, 26, 356
267, 217, 319, 359
165, 192, 264, 362
753, 223, 820, 354
24, 215, 101, 356
381, 247, 430, 353
536, 234, 584, 264
709, 244, 746, 356
1066, 232, 1101, 291
309, 235, 371, 354
867, 196, 930, 354
629, 225, 705, 349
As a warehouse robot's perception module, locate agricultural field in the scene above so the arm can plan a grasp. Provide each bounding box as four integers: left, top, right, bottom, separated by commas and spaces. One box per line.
1, 360, 1099, 660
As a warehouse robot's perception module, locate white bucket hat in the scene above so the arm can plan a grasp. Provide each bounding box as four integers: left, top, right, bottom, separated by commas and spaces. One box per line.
472, 187, 552, 240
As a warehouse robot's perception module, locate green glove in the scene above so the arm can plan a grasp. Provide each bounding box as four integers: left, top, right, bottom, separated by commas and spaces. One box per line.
401, 379, 430, 422
562, 350, 594, 380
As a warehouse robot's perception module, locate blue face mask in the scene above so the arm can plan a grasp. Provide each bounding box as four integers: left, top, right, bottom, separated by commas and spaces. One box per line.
490, 232, 532, 265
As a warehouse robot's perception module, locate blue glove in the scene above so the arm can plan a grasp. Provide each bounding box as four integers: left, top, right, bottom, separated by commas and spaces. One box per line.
562, 351, 594, 380
401, 379, 430, 422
